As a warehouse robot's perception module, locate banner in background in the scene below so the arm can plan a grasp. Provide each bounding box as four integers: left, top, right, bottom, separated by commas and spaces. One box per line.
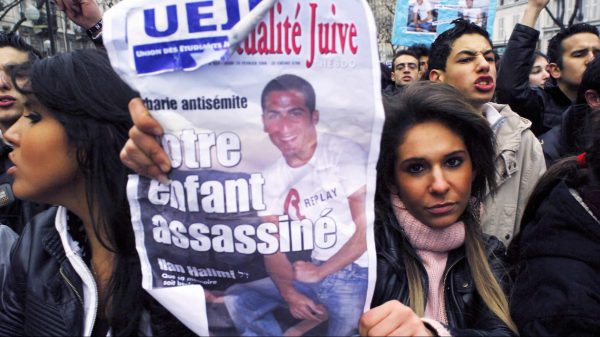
391, 0, 496, 46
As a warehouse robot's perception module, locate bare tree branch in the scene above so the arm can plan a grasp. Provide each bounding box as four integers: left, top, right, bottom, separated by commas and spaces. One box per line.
567, 0, 582, 26
0, 0, 24, 22
544, 5, 565, 29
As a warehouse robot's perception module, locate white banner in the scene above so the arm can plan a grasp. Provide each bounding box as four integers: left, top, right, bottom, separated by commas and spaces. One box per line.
104, 1, 383, 335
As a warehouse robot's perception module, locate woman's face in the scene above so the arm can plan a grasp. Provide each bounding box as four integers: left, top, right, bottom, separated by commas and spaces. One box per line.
4, 96, 80, 205
395, 121, 473, 228
529, 55, 550, 88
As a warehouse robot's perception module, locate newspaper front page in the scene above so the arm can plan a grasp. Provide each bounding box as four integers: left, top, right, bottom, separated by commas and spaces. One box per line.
104, 0, 383, 335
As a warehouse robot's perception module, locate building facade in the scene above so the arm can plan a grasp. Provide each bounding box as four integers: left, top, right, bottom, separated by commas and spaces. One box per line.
0, 0, 119, 55
493, 0, 600, 54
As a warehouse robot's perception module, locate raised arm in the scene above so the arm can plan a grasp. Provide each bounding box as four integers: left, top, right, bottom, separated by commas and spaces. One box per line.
55, 0, 102, 30
495, 0, 550, 136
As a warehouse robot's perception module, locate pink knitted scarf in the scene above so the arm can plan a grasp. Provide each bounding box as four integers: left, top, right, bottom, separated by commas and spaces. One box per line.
391, 194, 465, 324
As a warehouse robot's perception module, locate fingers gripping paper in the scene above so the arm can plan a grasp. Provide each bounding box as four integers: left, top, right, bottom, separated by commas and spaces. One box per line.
103, 1, 383, 335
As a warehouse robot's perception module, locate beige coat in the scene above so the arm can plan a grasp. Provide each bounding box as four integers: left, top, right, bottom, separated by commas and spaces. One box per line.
481, 103, 546, 245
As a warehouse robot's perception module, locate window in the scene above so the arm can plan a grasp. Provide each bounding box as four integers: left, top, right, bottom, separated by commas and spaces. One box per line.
583, 0, 599, 21
498, 17, 505, 41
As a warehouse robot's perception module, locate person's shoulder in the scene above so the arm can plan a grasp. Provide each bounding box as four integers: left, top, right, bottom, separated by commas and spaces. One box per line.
481, 234, 507, 257
7, 206, 60, 274
491, 103, 535, 131
19, 207, 59, 239
321, 135, 366, 163
543, 83, 571, 106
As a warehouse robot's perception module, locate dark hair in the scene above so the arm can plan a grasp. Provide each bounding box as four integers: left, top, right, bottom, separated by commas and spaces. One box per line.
531, 50, 548, 65
0, 32, 42, 60
576, 55, 600, 104
11, 49, 142, 334
428, 19, 492, 72
518, 109, 600, 232
261, 74, 316, 112
408, 43, 430, 59
547, 23, 599, 68
377, 81, 496, 206
392, 49, 420, 69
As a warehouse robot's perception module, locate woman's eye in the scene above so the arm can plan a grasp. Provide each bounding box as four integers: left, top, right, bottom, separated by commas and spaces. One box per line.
406, 163, 425, 174
24, 112, 41, 123
446, 157, 463, 168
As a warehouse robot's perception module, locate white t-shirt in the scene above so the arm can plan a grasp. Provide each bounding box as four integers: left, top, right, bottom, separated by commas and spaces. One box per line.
462, 7, 482, 22
412, 0, 433, 21
260, 133, 368, 267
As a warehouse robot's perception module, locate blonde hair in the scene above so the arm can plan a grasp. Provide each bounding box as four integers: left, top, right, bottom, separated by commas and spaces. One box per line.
403, 209, 518, 334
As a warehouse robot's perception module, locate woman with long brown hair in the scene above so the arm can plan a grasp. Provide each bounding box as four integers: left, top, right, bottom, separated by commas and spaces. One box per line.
360, 82, 517, 336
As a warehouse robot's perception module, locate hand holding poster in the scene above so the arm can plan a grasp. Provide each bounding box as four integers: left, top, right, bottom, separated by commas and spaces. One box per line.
103, 0, 383, 335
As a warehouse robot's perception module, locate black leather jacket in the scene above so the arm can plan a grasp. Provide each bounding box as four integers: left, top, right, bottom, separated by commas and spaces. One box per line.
0, 207, 195, 336
371, 211, 515, 336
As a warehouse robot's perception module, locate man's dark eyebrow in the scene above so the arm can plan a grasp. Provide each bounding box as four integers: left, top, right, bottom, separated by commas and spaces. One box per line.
455, 49, 494, 57
455, 50, 478, 57
571, 48, 586, 53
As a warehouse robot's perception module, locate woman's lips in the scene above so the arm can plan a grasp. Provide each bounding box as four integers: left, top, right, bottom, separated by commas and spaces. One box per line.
426, 203, 456, 215
6, 165, 16, 175
0, 96, 16, 108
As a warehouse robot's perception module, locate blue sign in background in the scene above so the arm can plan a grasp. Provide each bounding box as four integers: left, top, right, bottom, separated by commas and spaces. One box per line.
391, 0, 496, 46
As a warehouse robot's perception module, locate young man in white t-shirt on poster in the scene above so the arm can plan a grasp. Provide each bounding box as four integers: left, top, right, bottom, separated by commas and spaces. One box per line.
408, 0, 434, 32
461, 0, 482, 26
223, 74, 369, 336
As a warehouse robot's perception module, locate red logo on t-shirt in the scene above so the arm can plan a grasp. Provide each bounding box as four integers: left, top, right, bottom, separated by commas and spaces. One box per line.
283, 188, 304, 220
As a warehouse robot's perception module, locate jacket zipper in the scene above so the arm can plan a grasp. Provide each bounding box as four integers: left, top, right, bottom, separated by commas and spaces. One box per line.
59, 266, 84, 305
75, 257, 99, 336
442, 256, 464, 325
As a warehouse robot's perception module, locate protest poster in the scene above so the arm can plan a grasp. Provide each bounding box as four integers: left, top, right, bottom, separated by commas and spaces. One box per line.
103, 0, 383, 335
391, 0, 496, 46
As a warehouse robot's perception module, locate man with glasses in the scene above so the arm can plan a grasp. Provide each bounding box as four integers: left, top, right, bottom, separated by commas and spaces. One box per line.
391, 50, 420, 88
383, 50, 420, 111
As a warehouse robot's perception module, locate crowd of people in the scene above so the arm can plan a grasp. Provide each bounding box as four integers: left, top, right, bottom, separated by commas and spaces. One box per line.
0, 0, 598, 335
